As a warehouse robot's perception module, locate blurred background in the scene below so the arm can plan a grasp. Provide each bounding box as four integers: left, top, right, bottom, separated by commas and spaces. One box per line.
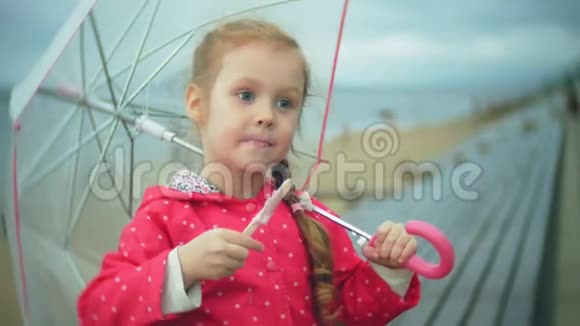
1, 0, 579, 325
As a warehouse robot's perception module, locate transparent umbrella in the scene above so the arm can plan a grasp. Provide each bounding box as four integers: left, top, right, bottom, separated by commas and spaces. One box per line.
5, 0, 349, 324
5, 0, 453, 325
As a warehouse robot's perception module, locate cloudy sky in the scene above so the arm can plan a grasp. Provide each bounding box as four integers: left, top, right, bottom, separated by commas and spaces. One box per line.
1, 0, 579, 93
337, 0, 580, 91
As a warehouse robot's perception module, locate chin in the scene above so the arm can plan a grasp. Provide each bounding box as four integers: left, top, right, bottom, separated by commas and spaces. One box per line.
221, 147, 281, 169
250, 157, 287, 172
229, 157, 269, 173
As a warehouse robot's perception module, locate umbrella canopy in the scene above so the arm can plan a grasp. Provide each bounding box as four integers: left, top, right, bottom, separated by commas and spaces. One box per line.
5, 0, 348, 324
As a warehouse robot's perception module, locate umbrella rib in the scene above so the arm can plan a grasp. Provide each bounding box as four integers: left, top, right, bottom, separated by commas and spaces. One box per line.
67, 101, 132, 229
119, 0, 160, 107
67, 99, 87, 227
65, 173, 127, 249
89, 13, 134, 141
65, 186, 103, 248
121, 0, 300, 109
120, 27, 195, 109
89, 14, 118, 108
20, 46, 127, 186
293, 149, 319, 161
81, 24, 86, 92
99, 95, 189, 119
69, 19, 135, 244
67, 23, 88, 222
101, 0, 300, 94
65, 112, 135, 247
19, 107, 80, 183
104, 29, 190, 87
88, 84, 189, 120
65, 118, 132, 248
112, 80, 186, 120
21, 88, 105, 182
83, 92, 188, 119
84, 109, 130, 212
94, 117, 131, 210
86, 104, 105, 150
20, 88, 129, 187
22, 117, 115, 193
87, 0, 151, 91
29, 86, 155, 188
65, 249, 87, 287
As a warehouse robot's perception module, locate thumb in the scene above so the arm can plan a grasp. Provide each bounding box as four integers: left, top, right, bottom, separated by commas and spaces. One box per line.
361, 243, 378, 260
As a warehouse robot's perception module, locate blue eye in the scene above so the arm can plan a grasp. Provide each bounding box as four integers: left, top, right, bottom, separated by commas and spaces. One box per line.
276, 98, 293, 110
237, 90, 255, 102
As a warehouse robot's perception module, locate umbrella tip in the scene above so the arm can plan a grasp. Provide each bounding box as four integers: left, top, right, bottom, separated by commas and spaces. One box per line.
13, 120, 21, 131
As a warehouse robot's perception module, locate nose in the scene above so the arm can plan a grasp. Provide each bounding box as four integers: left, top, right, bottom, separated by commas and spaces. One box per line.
255, 103, 275, 128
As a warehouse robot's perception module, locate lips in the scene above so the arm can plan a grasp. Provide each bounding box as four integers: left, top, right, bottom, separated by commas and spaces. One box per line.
242, 136, 274, 147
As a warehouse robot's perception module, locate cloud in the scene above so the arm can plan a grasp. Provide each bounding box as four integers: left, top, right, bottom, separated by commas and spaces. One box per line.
332, 23, 580, 89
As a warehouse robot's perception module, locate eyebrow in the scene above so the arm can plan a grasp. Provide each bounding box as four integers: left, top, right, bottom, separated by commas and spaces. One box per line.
235, 77, 302, 95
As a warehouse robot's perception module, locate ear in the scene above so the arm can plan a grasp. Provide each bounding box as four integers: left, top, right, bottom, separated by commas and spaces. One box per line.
185, 82, 203, 125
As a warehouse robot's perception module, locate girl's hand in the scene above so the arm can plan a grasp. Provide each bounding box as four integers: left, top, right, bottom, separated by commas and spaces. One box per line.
177, 228, 264, 287
362, 221, 417, 269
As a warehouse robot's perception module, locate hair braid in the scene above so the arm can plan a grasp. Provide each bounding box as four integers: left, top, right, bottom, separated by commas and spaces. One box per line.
272, 159, 341, 325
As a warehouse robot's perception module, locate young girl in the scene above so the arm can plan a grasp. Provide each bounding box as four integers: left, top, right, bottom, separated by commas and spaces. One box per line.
77, 19, 421, 325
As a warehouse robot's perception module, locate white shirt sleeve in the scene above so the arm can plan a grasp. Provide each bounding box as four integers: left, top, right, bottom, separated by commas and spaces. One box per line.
369, 261, 414, 297
161, 246, 203, 315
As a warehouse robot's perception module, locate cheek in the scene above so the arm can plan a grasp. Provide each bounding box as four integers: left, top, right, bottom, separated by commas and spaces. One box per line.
207, 120, 244, 156
205, 93, 238, 135
207, 79, 239, 114
277, 118, 299, 146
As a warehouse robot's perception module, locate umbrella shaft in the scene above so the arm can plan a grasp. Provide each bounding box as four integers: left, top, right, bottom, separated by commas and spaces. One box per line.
38, 86, 204, 155
312, 206, 372, 240
39, 86, 136, 124
84, 97, 204, 155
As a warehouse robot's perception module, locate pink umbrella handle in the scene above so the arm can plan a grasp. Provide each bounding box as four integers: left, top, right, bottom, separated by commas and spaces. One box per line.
369, 220, 455, 279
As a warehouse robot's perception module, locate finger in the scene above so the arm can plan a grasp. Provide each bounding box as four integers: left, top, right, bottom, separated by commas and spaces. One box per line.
224, 256, 245, 271
362, 243, 379, 260
390, 234, 410, 262
398, 238, 417, 264
212, 264, 241, 280
220, 229, 264, 252
380, 225, 401, 259
217, 255, 245, 271
225, 243, 250, 261
375, 221, 393, 246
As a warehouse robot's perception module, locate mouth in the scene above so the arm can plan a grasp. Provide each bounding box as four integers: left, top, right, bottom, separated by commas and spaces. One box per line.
241, 137, 274, 148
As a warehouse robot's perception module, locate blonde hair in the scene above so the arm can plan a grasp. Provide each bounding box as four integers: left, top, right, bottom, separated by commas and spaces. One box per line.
192, 18, 309, 101
191, 19, 340, 324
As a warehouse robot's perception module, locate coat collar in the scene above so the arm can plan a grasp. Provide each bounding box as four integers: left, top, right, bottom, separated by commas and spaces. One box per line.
140, 169, 277, 206
168, 170, 221, 194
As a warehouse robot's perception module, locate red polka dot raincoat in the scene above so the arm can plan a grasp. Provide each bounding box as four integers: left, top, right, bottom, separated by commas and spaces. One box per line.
77, 171, 420, 325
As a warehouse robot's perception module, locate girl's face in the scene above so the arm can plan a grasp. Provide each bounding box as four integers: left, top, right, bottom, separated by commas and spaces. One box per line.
189, 42, 305, 175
